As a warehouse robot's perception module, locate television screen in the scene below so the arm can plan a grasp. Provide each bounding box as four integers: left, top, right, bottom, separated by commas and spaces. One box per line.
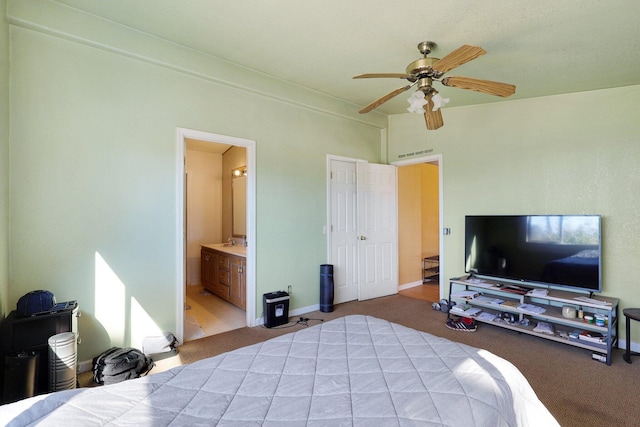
465, 215, 602, 293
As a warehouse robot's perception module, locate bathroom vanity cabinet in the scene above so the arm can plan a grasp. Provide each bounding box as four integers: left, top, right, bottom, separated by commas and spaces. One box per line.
201, 245, 246, 310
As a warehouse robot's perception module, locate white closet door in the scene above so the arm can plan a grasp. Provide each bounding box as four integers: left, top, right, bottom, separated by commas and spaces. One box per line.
356, 162, 398, 300
329, 160, 359, 303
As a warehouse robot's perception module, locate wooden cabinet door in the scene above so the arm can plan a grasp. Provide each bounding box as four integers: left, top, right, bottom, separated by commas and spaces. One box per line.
201, 248, 217, 291
202, 248, 245, 309
229, 257, 246, 310
214, 253, 231, 299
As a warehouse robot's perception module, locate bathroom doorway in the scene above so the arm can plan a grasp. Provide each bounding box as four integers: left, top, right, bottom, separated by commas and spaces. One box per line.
176, 128, 256, 344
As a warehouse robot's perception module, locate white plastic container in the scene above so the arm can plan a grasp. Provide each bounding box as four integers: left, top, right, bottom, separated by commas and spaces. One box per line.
48, 332, 77, 392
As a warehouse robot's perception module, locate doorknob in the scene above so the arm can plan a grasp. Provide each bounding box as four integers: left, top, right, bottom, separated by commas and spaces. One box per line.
358, 236, 367, 240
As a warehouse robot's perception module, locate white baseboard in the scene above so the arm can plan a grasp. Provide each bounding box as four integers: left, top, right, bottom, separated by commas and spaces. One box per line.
617, 339, 640, 354
398, 281, 424, 291
254, 303, 320, 326
78, 359, 93, 373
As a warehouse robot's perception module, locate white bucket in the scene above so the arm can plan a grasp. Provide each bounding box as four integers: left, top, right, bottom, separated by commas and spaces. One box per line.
48, 332, 77, 392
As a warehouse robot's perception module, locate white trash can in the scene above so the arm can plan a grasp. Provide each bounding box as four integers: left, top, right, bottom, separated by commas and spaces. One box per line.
48, 332, 77, 392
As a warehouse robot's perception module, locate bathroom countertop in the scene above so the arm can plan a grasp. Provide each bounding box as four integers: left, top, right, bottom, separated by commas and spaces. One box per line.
201, 243, 247, 257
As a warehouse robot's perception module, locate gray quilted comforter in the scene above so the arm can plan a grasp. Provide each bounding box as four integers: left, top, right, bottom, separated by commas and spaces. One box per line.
0, 315, 558, 426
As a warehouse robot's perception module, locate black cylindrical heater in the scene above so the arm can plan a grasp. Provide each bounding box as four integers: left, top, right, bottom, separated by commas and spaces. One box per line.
3, 352, 39, 404
320, 264, 334, 313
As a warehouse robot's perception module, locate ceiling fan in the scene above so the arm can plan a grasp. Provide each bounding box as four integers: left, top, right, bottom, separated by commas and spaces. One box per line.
353, 41, 516, 130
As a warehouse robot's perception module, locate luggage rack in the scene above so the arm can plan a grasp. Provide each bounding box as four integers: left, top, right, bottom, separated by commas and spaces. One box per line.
423, 256, 439, 282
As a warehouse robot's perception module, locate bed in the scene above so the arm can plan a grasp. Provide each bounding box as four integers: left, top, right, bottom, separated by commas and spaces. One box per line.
0, 315, 558, 426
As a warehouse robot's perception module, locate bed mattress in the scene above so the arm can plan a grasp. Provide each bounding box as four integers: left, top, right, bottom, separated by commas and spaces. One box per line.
0, 315, 558, 426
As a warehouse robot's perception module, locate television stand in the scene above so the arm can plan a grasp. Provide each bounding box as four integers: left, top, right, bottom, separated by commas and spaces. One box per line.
448, 276, 619, 365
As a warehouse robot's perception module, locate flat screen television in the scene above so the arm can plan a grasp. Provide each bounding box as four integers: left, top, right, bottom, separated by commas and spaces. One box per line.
465, 215, 602, 293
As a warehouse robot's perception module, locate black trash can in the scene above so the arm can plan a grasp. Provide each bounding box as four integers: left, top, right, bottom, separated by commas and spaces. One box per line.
263, 291, 290, 328
320, 264, 334, 313
3, 351, 39, 404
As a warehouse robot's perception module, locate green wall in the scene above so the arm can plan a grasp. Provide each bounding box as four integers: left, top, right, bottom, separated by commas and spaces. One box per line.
6, 1, 384, 361
6, 0, 640, 363
389, 85, 640, 342
0, 0, 9, 318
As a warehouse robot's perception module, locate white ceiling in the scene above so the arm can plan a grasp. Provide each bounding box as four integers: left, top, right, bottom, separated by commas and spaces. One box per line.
56, 0, 640, 115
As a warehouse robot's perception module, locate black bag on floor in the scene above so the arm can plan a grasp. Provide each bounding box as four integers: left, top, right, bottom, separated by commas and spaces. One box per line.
92, 347, 155, 385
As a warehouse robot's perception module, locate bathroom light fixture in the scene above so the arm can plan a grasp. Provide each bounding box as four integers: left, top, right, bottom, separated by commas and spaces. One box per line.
232, 166, 247, 177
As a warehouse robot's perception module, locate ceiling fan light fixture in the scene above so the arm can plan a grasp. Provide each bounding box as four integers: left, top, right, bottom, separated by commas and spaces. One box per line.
430, 92, 450, 111
406, 90, 428, 114
353, 41, 515, 130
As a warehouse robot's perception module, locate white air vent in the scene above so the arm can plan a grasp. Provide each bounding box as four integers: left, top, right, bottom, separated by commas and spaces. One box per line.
397, 148, 434, 159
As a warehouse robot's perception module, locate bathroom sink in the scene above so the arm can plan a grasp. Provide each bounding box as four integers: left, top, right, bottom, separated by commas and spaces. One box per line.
201, 243, 247, 257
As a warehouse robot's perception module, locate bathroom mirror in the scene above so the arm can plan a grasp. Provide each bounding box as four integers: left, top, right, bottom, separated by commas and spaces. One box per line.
232, 166, 247, 237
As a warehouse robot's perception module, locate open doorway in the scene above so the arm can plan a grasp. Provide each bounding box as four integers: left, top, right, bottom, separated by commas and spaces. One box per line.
394, 155, 443, 303
184, 140, 245, 340
175, 128, 256, 345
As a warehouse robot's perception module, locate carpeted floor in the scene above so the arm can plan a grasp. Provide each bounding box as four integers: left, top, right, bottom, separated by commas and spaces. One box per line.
80, 294, 639, 426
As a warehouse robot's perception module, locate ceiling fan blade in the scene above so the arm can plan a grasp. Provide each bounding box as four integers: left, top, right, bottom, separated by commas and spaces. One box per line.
353, 73, 412, 79
424, 94, 444, 130
358, 84, 413, 114
431, 45, 486, 74
441, 76, 516, 97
